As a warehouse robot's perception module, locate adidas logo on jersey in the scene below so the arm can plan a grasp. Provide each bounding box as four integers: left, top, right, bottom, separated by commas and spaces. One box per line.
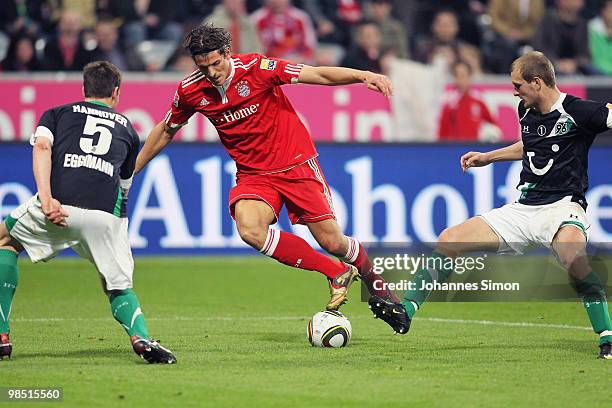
199, 97, 210, 107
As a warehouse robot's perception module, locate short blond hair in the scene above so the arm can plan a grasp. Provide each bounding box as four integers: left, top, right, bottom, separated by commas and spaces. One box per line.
511, 51, 556, 88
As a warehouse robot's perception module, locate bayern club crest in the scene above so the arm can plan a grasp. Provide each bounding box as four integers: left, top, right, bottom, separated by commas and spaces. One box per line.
236, 80, 250, 97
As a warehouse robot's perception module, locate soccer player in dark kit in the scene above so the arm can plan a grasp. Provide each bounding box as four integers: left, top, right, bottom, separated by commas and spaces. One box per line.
369, 51, 612, 359
0, 61, 176, 363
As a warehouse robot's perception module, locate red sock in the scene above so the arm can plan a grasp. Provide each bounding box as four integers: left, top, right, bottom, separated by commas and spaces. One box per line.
342, 237, 400, 302
261, 229, 346, 279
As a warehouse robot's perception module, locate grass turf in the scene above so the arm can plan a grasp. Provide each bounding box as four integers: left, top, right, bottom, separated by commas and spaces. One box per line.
3, 257, 612, 407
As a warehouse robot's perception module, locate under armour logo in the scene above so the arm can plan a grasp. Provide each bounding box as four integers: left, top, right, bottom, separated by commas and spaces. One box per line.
522, 125, 529, 133
294, 259, 302, 268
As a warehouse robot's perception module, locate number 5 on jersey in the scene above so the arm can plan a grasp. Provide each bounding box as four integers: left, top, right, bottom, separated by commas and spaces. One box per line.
81, 115, 115, 155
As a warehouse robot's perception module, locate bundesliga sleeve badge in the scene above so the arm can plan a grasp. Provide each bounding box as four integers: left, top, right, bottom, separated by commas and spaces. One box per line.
259, 59, 277, 71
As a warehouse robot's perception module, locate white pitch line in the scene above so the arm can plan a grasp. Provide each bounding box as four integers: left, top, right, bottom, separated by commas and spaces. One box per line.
12, 315, 593, 331
12, 316, 307, 322
419, 317, 592, 331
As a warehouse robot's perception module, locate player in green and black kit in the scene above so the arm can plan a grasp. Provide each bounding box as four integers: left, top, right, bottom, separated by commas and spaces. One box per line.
0, 61, 175, 363
370, 52, 612, 359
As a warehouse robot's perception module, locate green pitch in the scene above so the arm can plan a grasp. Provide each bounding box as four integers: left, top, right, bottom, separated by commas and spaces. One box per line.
4, 257, 612, 407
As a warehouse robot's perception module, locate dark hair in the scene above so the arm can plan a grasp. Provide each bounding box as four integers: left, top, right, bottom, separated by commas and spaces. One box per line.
451, 60, 472, 75
511, 51, 556, 87
434, 8, 458, 21
83, 61, 122, 98
183, 23, 231, 57
1, 31, 39, 71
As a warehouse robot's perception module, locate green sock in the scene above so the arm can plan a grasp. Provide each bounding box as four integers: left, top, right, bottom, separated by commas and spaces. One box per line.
109, 289, 150, 339
0, 250, 19, 334
401, 251, 453, 318
572, 271, 612, 345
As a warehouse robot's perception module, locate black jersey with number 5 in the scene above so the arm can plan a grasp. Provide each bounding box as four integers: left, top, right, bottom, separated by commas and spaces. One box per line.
516, 94, 612, 209
31, 101, 140, 217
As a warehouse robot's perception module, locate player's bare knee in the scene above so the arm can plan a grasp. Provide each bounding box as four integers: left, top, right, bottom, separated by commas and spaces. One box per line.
557, 252, 576, 271
438, 227, 463, 246
558, 250, 590, 277
436, 227, 466, 257
237, 224, 267, 249
319, 236, 344, 256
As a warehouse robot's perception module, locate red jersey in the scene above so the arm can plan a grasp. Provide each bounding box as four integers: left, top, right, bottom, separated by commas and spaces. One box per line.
165, 53, 317, 174
251, 6, 317, 62
438, 89, 498, 141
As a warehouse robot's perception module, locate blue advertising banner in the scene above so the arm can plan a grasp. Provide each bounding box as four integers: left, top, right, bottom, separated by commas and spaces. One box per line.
1, 143, 611, 254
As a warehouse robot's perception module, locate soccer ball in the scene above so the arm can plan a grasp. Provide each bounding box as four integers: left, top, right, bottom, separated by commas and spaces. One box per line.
307, 310, 352, 348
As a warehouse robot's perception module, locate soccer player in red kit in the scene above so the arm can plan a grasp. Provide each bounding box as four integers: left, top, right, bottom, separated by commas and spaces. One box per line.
135, 24, 397, 310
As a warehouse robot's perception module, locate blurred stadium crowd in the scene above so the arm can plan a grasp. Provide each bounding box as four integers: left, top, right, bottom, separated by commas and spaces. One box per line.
0, 0, 610, 77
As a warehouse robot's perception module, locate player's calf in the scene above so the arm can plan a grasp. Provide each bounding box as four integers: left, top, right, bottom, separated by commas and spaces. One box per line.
341, 237, 400, 303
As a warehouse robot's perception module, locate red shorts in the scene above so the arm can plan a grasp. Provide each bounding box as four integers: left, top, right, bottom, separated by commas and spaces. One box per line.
229, 158, 336, 225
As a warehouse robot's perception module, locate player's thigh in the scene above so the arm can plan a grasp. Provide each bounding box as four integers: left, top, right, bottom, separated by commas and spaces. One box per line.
74, 210, 134, 291
437, 216, 500, 256
8, 196, 77, 262
533, 201, 588, 247
551, 224, 589, 278
306, 218, 347, 255
234, 199, 277, 229
478, 203, 534, 254
229, 177, 282, 225
281, 159, 335, 225
0, 223, 23, 252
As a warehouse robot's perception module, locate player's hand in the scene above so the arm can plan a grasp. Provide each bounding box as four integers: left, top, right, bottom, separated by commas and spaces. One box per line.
41, 197, 69, 227
460, 151, 490, 172
364, 72, 393, 97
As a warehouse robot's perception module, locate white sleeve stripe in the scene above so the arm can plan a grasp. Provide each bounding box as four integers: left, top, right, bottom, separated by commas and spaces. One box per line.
30, 126, 54, 146
181, 74, 205, 88
181, 70, 202, 84
120, 177, 133, 190
163, 111, 187, 128
607, 108, 612, 128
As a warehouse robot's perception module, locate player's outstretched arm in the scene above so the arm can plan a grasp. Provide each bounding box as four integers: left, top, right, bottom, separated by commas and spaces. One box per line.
460, 140, 524, 172
32, 137, 68, 226
134, 121, 179, 175
298, 66, 393, 97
